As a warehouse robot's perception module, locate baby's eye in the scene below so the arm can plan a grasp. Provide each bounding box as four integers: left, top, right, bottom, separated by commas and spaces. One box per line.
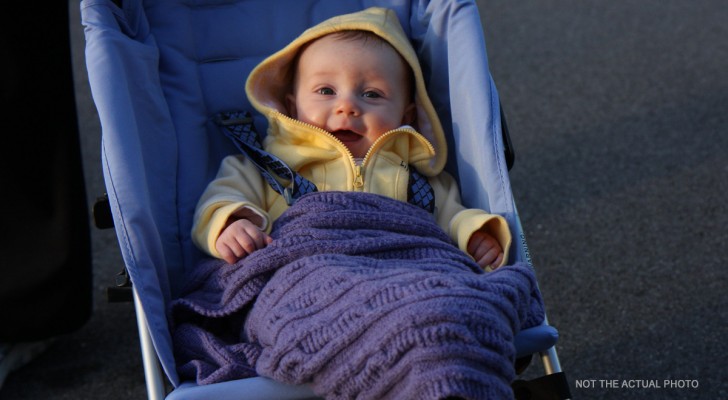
317, 87, 335, 95
362, 91, 382, 99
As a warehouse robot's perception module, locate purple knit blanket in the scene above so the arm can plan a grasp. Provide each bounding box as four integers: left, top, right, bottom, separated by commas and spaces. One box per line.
170, 191, 544, 399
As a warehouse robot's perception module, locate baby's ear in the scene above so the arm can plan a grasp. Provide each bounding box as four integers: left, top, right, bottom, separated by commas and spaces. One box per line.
402, 102, 416, 126
285, 93, 297, 119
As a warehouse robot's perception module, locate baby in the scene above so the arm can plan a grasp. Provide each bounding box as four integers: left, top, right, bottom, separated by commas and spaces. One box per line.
192, 7, 511, 270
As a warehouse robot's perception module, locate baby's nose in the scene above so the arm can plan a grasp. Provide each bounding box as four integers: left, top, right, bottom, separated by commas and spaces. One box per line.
335, 95, 361, 116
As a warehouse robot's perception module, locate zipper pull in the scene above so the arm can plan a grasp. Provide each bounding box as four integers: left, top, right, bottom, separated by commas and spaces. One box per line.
353, 165, 364, 189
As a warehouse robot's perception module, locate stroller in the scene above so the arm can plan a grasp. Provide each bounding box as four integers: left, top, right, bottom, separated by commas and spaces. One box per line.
81, 0, 570, 399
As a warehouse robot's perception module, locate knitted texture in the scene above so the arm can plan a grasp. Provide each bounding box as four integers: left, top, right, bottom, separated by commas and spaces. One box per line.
170, 191, 544, 399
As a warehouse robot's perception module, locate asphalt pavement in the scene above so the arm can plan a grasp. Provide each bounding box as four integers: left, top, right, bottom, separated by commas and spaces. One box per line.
1, 1, 726, 399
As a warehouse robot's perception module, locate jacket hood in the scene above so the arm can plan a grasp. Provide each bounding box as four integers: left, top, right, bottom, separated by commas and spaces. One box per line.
245, 7, 447, 176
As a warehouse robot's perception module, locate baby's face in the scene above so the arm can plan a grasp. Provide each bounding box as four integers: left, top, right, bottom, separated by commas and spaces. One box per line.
287, 34, 415, 159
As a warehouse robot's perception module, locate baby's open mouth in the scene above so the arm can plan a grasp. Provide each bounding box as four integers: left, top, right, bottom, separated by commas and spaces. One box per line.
332, 130, 361, 143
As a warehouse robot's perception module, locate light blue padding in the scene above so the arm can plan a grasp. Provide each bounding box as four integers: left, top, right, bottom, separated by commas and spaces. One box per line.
82, 0, 545, 391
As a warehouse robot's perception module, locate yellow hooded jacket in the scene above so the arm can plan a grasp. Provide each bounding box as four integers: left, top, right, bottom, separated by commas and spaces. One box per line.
192, 7, 511, 268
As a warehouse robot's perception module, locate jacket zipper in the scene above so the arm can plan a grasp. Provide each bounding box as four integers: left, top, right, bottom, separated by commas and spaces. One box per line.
353, 165, 364, 188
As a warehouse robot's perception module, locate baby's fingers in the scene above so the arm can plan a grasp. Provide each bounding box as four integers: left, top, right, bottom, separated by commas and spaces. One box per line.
216, 219, 270, 264
217, 241, 245, 265
240, 224, 272, 252
467, 231, 503, 269
489, 251, 505, 270
467, 232, 488, 256
474, 246, 502, 269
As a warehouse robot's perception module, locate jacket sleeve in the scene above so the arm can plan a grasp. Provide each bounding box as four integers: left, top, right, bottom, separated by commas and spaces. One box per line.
191, 155, 270, 258
430, 171, 512, 268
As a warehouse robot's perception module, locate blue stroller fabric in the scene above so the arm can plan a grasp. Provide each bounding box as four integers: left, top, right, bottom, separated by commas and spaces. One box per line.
171, 192, 544, 399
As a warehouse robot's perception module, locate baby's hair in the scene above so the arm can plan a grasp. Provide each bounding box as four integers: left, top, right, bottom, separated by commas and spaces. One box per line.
328, 29, 389, 46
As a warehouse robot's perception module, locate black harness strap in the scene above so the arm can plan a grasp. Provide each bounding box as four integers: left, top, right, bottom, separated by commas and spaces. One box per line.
215, 111, 317, 205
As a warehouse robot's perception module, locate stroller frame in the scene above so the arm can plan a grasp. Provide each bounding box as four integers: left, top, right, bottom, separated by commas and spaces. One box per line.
82, 0, 570, 398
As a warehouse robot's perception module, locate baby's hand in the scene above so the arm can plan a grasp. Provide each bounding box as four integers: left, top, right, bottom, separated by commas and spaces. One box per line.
215, 218, 273, 265
467, 231, 504, 270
